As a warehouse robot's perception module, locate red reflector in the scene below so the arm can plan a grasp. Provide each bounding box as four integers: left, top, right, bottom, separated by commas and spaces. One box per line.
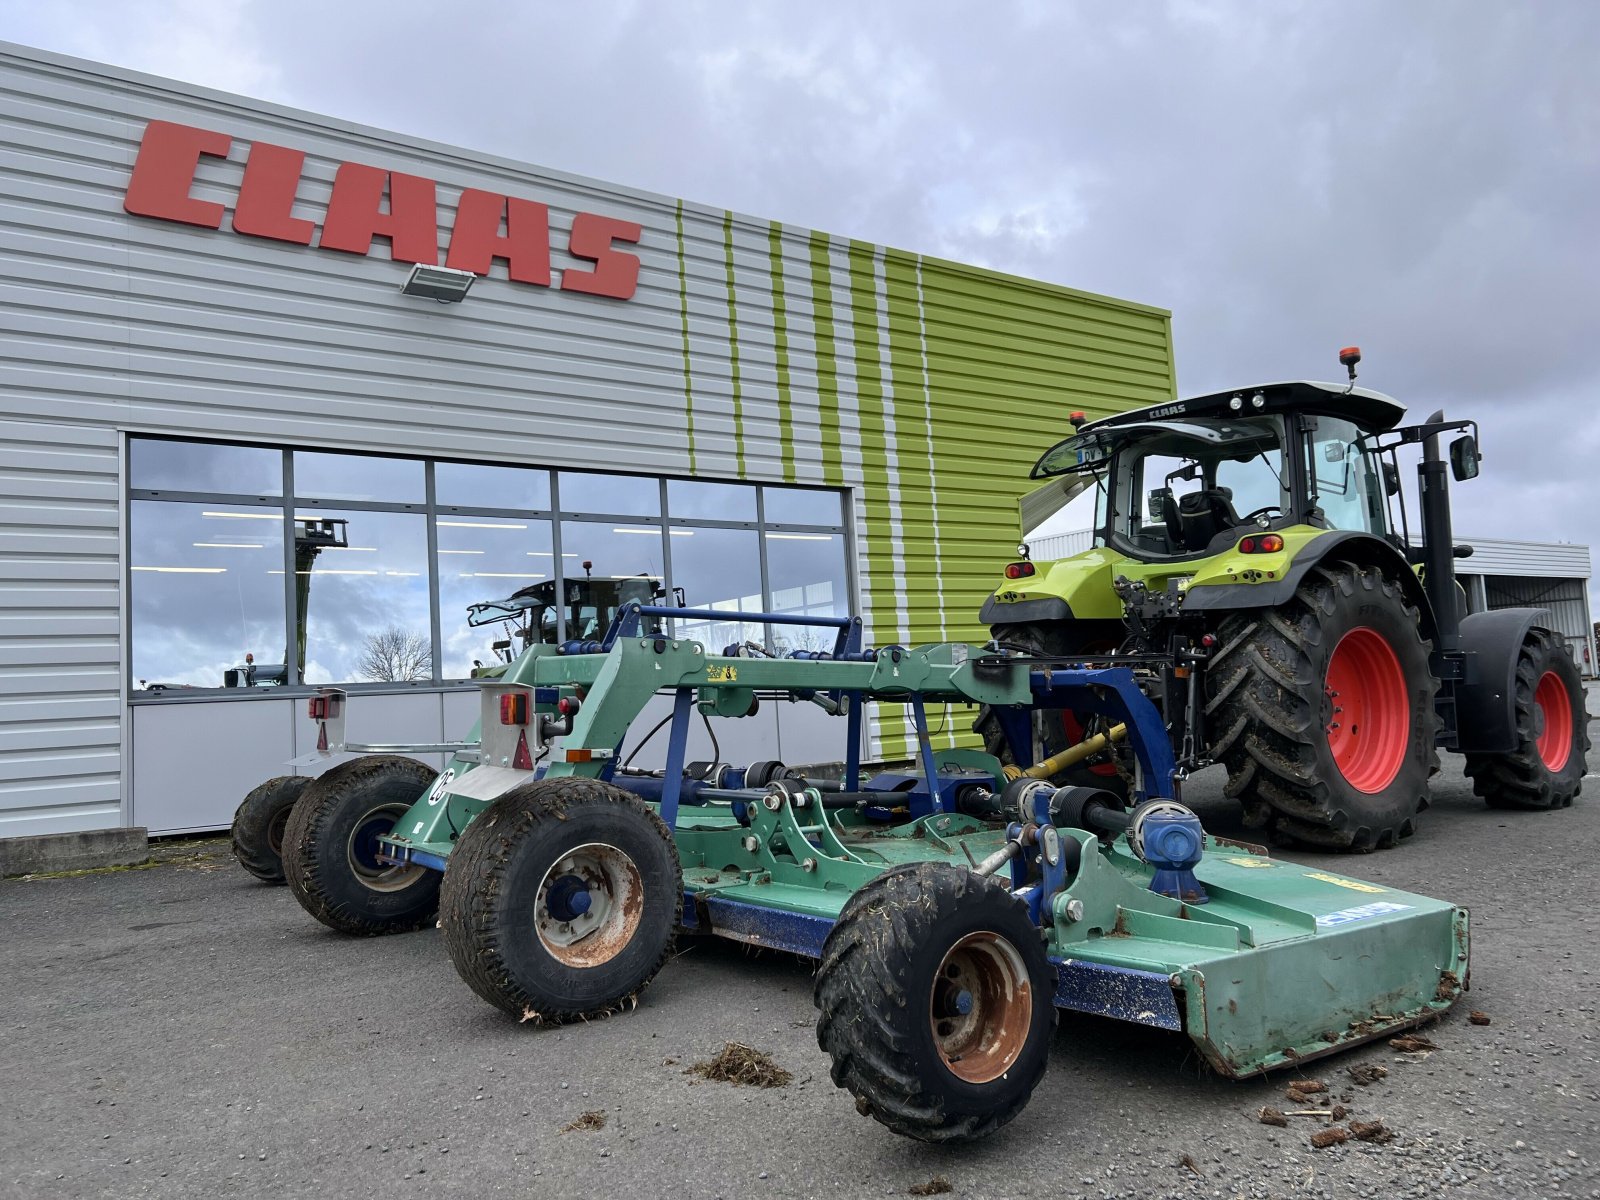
1240, 534, 1284, 554
499, 692, 530, 725
511, 729, 534, 771
564, 748, 594, 763
558, 696, 581, 717
307, 697, 328, 720
1004, 562, 1035, 579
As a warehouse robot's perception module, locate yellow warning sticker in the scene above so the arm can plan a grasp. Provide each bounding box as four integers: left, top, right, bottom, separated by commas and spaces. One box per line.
707, 665, 738, 683
1305, 871, 1386, 894
1226, 857, 1273, 868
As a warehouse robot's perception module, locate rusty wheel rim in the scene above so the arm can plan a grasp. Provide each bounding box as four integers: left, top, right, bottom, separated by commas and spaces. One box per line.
929, 931, 1033, 1084
535, 843, 643, 968
346, 803, 427, 893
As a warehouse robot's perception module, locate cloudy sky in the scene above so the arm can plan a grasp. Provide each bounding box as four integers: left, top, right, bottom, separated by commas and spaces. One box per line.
9, 1, 1599, 570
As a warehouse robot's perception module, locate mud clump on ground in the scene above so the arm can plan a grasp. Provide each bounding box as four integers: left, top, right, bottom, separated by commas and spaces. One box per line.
1348, 1063, 1388, 1086
1389, 1034, 1440, 1053
1469, 1010, 1492, 1026
686, 1042, 793, 1088
908, 1178, 952, 1196
1350, 1119, 1395, 1144
1310, 1127, 1350, 1149
1257, 1107, 1289, 1127
561, 1110, 606, 1133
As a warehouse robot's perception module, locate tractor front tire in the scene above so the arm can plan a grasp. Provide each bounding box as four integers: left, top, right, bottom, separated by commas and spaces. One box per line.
231, 775, 311, 884
814, 862, 1056, 1142
282, 755, 440, 935
440, 777, 681, 1024
1464, 628, 1590, 810
1205, 561, 1440, 851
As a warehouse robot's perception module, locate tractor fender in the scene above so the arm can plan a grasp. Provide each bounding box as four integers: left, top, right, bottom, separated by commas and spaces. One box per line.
978, 594, 1073, 626
1181, 531, 1437, 639
1452, 606, 1556, 754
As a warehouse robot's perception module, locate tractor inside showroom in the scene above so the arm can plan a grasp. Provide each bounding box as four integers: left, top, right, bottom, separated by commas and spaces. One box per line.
978, 350, 1589, 850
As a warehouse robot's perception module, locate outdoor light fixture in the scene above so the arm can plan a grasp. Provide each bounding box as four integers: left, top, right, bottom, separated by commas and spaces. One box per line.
400, 264, 477, 303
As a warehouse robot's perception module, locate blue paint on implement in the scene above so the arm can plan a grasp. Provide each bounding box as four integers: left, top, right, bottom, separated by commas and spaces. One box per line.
685, 892, 833, 958
1052, 958, 1184, 1030
378, 844, 449, 873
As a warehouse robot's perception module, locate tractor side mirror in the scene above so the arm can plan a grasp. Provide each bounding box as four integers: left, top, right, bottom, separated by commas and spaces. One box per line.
1381, 461, 1401, 496
1148, 489, 1168, 520
1449, 435, 1480, 481
1323, 442, 1347, 463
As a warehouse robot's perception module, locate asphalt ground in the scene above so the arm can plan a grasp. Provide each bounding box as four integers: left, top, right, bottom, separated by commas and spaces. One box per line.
4, 703, 1599, 1200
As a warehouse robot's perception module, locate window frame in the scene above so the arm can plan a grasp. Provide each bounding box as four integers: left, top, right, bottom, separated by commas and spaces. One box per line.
127, 436, 852, 701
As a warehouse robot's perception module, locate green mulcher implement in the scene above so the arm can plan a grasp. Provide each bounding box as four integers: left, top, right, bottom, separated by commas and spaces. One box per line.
978, 349, 1588, 850
243, 594, 1470, 1141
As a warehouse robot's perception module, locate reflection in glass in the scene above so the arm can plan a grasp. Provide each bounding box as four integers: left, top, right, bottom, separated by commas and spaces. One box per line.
667, 526, 763, 650
667, 479, 756, 522
436, 462, 551, 512
294, 451, 424, 503
130, 439, 281, 496
301, 509, 431, 684
559, 521, 667, 640
436, 516, 555, 679
762, 485, 843, 527
129, 500, 286, 689
558, 471, 660, 517
765, 531, 849, 655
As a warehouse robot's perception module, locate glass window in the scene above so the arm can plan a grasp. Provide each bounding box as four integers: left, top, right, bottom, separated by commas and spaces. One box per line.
294, 451, 424, 503
763, 485, 842, 527
299, 509, 432, 684
436, 516, 555, 678
129, 500, 286, 689
436, 462, 551, 512
130, 439, 281, 496
667, 479, 757, 523
558, 471, 660, 517
559, 522, 667, 640
765, 531, 849, 656
1308, 418, 1387, 535
668, 526, 764, 650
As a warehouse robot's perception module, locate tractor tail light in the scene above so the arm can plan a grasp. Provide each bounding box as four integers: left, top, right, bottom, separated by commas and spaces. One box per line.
1239, 534, 1284, 554
308, 696, 328, 720
1004, 562, 1036, 580
499, 692, 530, 726
558, 697, 582, 717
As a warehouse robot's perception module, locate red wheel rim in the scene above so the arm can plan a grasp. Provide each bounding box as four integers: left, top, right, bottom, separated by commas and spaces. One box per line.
1534, 670, 1574, 772
1324, 627, 1410, 793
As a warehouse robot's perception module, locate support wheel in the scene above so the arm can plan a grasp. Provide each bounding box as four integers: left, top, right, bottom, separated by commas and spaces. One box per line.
973, 622, 1130, 798
282, 755, 440, 935
231, 775, 310, 884
814, 862, 1055, 1142
1464, 628, 1590, 810
1204, 561, 1440, 851
440, 777, 681, 1023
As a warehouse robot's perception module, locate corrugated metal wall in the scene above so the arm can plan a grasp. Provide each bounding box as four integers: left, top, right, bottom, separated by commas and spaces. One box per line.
0, 419, 123, 834
1461, 537, 1591, 579
0, 42, 1173, 837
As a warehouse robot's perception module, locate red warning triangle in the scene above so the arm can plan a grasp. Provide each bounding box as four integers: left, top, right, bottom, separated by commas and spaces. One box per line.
512, 729, 534, 771
316, 721, 328, 753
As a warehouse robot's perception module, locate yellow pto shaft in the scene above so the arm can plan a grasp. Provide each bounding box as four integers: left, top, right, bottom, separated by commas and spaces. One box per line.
1002, 722, 1128, 781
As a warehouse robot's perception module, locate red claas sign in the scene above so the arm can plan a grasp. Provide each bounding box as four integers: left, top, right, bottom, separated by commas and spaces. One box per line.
123, 120, 643, 299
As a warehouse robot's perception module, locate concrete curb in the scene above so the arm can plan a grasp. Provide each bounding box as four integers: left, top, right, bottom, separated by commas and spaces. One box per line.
0, 828, 150, 877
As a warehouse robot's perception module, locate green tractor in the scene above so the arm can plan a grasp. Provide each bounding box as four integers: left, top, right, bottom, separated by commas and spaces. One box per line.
978, 350, 1589, 850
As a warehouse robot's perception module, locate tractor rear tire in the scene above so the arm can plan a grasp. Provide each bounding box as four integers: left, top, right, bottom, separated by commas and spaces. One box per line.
1205, 561, 1440, 851
440, 777, 681, 1024
282, 755, 440, 936
1463, 628, 1590, 810
973, 622, 1130, 798
814, 862, 1056, 1142
231, 775, 310, 884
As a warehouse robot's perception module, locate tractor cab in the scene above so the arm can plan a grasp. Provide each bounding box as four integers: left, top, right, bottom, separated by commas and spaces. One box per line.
1029, 381, 1407, 563
468, 573, 668, 666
